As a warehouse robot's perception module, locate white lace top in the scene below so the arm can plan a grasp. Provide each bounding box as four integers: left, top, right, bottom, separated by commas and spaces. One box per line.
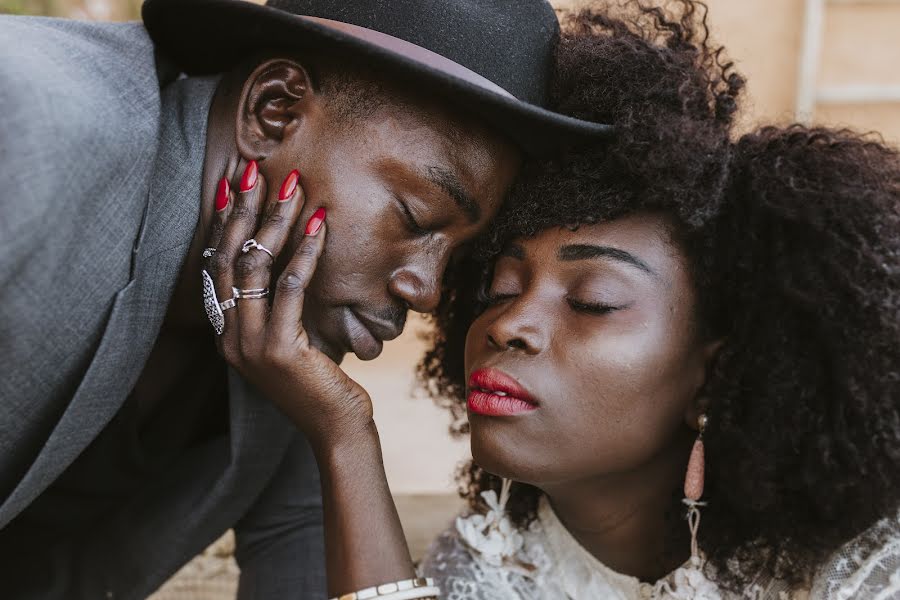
420, 495, 900, 600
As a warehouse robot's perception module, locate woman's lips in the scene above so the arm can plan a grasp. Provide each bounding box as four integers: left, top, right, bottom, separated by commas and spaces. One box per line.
467, 368, 538, 416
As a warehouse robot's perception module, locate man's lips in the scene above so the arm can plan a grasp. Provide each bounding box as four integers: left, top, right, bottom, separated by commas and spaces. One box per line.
342, 309, 384, 361
342, 308, 405, 361
467, 368, 538, 416
352, 309, 404, 343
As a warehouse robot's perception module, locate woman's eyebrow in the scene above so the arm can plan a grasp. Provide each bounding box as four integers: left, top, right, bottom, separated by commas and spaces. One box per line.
558, 244, 656, 277
499, 244, 525, 259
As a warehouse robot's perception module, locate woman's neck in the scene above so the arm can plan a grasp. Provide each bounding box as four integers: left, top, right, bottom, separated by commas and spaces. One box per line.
540, 429, 694, 582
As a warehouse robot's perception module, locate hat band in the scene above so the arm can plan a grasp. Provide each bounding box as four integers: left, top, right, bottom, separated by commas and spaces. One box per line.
298, 15, 516, 100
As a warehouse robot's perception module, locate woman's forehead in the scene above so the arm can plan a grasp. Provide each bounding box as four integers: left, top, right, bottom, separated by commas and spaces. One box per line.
511, 214, 677, 260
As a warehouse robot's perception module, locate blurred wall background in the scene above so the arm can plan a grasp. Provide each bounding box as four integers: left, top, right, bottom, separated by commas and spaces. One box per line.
3, 0, 899, 498
0, 0, 140, 20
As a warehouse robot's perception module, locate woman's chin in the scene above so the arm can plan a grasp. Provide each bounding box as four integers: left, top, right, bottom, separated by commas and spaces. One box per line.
470, 425, 547, 484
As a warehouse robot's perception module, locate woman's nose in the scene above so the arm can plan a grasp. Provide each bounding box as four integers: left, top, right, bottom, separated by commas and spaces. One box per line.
484, 300, 544, 355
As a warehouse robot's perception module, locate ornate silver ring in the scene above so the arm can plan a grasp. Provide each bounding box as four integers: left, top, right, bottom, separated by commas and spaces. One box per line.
202, 247, 216, 259
202, 269, 226, 335
241, 239, 274, 259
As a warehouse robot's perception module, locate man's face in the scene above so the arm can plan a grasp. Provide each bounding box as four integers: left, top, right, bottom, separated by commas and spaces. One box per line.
266, 97, 521, 363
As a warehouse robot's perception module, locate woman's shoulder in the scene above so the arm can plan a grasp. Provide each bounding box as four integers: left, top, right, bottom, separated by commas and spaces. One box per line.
419, 523, 513, 600
419, 510, 551, 600
419, 524, 474, 579
809, 510, 900, 599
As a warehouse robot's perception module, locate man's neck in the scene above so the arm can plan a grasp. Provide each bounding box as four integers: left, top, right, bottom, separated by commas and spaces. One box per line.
540, 430, 694, 582
164, 79, 243, 331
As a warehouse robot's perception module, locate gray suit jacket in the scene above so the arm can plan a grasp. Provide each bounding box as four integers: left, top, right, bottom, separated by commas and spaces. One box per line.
0, 16, 325, 599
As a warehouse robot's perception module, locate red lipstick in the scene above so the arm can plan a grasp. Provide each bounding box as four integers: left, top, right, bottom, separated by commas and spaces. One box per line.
467, 368, 538, 417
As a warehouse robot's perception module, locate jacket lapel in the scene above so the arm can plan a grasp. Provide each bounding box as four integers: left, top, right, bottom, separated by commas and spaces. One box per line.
0, 76, 220, 528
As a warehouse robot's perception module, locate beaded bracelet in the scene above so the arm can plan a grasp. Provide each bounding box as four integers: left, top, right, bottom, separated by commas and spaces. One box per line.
330, 577, 439, 600
369, 587, 440, 600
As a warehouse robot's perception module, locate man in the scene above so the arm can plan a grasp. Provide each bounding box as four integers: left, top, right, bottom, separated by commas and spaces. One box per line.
0, 0, 609, 597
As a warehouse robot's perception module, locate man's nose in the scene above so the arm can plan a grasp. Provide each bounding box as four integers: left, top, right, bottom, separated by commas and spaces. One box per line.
388, 268, 442, 314
484, 299, 545, 355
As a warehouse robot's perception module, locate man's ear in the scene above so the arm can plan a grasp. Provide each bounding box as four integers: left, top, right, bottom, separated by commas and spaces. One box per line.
685, 339, 725, 431
235, 58, 316, 160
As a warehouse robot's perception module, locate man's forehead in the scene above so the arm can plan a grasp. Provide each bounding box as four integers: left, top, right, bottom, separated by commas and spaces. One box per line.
359, 110, 516, 219
373, 98, 510, 172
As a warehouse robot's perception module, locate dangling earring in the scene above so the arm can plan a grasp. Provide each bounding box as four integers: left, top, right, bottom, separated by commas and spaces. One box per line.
683, 413, 708, 566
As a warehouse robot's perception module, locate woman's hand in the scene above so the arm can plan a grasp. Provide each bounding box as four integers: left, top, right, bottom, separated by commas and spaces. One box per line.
203, 163, 418, 595
202, 162, 373, 451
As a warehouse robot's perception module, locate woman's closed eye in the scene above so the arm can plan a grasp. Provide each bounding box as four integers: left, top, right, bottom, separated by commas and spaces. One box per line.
566, 297, 626, 315
482, 290, 518, 306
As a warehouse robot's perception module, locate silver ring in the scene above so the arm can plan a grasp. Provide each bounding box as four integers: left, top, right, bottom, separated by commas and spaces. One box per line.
219, 298, 236, 311
202, 247, 216, 259
232, 286, 269, 300
241, 239, 274, 259
202, 270, 225, 335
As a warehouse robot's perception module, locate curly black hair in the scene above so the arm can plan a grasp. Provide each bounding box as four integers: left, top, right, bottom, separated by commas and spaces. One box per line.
418, 0, 900, 590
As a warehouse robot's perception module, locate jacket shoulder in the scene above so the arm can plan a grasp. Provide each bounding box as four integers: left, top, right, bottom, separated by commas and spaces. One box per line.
0, 17, 162, 244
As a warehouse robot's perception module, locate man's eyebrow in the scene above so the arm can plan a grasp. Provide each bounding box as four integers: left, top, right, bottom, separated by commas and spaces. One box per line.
558, 244, 656, 277
424, 165, 480, 224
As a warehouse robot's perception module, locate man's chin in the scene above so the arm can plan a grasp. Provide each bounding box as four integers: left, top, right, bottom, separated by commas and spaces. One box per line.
302, 305, 387, 363
317, 340, 384, 364
307, 329, 347, 365
326, 347, 346, 365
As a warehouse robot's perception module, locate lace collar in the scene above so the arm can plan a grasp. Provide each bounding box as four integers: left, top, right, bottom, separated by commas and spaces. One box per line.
539, 497, 724, 599
456, 491, 723, 599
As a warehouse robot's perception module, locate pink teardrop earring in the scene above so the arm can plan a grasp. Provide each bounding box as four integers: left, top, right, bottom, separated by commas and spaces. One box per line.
683, 413, 708, 566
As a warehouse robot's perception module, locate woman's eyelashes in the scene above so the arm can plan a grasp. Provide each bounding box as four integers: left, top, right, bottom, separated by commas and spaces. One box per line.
482, 289, 624, 316
483, 291, 518, 306
566, 297, 623, 315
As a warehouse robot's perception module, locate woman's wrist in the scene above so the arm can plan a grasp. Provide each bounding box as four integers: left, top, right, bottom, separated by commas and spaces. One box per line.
309, 413, 380, 464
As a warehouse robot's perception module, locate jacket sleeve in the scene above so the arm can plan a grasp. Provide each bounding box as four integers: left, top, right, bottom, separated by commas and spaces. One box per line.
234, 432, 327, 599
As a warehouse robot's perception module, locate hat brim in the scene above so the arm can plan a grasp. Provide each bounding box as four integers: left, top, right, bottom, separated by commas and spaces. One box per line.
142, 0, 613, 156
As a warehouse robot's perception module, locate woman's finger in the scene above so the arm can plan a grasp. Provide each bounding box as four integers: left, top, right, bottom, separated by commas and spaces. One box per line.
213, 162, 265, 348
269, 209, 327, 348
234, 168, 305, 339
203, 177, 233, 277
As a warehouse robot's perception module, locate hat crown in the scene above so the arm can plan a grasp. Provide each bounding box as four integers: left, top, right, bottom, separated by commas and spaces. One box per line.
265, 0, 559, 105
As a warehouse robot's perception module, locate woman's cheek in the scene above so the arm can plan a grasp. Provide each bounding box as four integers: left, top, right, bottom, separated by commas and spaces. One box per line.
560, 315, 679, 436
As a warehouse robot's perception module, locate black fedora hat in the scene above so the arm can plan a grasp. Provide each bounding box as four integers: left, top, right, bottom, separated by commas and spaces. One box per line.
142, 0, 613, 155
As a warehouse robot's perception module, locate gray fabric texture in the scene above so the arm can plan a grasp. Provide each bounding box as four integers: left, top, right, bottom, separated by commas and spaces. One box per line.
0, 16, 324, 599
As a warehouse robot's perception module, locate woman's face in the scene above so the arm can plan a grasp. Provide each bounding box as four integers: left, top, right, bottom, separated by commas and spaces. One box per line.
464, 213, 717, 486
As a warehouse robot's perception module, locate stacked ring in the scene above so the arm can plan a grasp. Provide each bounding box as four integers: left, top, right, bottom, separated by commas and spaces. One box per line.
233, 286, 269, 300
241, 239, 274, 259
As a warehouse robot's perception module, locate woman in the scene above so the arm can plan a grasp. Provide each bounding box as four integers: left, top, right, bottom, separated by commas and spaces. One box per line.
415, 4, 900, 597
203, 1, 900, 598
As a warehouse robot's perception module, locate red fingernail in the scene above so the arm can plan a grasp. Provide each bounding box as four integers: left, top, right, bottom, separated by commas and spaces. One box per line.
305, 208, 326, 236
215, 177, 230, 212
279, 169, 300, 201
240, 160, 258, 193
